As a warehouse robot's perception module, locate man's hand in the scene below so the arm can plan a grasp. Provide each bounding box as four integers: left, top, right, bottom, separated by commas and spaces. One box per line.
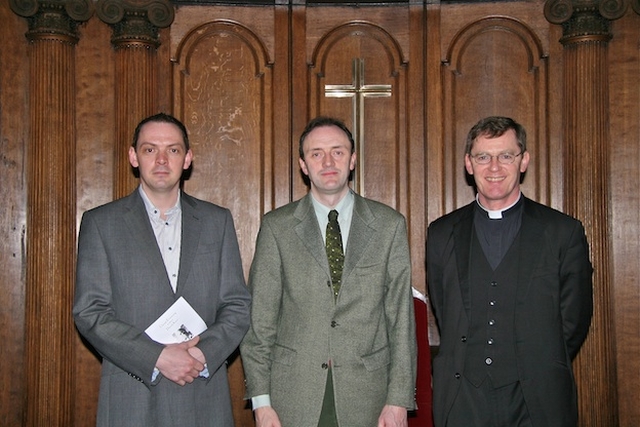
187, 340, 206, 365
155, 336, 204, 386
254, 406, 282, 427
377, 404, 408, 427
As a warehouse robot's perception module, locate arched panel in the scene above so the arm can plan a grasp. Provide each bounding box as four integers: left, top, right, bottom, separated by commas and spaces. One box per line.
172, 19, 274, 275
308, 21, 408, 210
442, 17, 549, 212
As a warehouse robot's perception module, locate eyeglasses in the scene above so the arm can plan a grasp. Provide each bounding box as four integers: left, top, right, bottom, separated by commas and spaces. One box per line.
469, 152, 523, 165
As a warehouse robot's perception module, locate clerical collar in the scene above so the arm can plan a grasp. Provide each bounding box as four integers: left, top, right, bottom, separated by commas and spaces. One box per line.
475, 192, 522, 219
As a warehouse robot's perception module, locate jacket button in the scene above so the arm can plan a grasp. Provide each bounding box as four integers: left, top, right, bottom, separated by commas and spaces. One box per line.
461, 335, 467, 342
485, 357, 493, 365
331, 320, 338, 328
321, 363, 329, 369
454, 373, 461, 379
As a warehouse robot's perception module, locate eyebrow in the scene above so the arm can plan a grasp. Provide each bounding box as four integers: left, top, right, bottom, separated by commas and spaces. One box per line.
138, 142, 184, 148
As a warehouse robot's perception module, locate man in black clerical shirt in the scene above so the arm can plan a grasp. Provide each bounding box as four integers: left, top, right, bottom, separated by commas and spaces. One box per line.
426, 116, 593, 427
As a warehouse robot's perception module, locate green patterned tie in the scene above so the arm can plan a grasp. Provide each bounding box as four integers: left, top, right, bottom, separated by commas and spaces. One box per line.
326, 210, 344, 301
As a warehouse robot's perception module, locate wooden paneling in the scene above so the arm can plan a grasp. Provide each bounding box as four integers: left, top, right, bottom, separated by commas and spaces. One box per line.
1, 1, 639, 425
609, 11, 640, 427
73, 17, 116, 427
0, 4, 29, 427
173, 18, 275, 267
441, 15, 551, 211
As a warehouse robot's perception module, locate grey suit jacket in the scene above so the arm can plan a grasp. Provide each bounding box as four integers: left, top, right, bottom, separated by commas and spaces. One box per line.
427, 197, 593, 427
241, 192, 417, 427
73, 189, 251, 427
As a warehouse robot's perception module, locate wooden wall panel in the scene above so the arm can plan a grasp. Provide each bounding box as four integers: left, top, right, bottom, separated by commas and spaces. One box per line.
441, 15, 550, 212
0, 3, 29, 427
173, 19, 274, 269
297, 5, 412, 202
609, 11, 640, 427
1, 1, 639, 426
73, 16, 117, 427
308, 20, 408, 208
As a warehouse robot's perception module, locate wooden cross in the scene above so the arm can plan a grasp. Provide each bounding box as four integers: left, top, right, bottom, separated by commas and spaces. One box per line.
324, 58, 392, 194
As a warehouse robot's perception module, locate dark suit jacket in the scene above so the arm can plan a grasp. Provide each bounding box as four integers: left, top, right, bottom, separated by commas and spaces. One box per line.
240, 192, 417, 427
73, 189, 251, 427
426, 197, 592, 427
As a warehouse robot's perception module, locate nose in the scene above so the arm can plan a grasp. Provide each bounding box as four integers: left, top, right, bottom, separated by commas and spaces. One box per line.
322, 152, 334, 167
156, 151, 168, 164
488, 156, 500, 170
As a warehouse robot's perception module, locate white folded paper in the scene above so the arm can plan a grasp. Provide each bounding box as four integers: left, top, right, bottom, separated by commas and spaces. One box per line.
145, 296, 207, 344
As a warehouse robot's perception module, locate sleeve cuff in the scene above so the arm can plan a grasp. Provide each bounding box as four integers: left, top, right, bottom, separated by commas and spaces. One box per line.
251, 394, 271, 410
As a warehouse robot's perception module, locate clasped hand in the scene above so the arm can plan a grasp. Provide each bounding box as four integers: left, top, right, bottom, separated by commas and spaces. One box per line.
155, 335, 206, 386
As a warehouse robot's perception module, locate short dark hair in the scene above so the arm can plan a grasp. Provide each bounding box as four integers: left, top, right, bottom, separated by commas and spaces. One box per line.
465, 116, 526, 155
298, 116, 355, 159
132, 113, 190, 151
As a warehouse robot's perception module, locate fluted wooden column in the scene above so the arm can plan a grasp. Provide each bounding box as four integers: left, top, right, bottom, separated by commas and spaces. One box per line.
96, 0, 174, 198
545, 1, 626, 425
9, 0, 93, 425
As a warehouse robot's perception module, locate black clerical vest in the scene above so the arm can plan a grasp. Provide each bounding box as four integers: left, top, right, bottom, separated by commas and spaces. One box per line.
463, 231, 521, 388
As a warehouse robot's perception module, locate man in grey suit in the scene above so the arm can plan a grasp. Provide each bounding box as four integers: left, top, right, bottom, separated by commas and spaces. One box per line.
240, 117, 417, 427
73, 113, 251, 427
427, 116, 593, 427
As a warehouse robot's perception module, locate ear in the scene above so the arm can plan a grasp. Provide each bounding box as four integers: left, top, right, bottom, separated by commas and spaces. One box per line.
299, 157, 309, 176
349, 152, 356, 171
464, 154, 474, 175
520, 151, 530, 173
128, 146, 139, 168
183, 149, 193, 170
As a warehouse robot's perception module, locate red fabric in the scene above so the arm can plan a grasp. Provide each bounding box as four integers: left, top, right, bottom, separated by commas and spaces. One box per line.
409, 296, 433, 427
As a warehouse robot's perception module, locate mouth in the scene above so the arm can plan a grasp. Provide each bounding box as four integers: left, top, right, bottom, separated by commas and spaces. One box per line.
485, 176, 505, 182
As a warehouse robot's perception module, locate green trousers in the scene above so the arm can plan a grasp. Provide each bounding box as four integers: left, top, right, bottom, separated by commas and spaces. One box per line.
318, 367, 339, 427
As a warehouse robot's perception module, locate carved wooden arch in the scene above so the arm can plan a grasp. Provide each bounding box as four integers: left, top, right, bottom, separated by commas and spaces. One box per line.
310, 20, 407, 76
171, 19, 273, 148
445, 16, 545, 73
173, 19, 273, 77
170, 17, 276, 223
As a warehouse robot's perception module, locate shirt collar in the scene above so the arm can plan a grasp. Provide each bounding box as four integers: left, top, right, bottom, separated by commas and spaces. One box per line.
138, 186, 182, 219
475, 192, 522, 220
310, 190, 354, 218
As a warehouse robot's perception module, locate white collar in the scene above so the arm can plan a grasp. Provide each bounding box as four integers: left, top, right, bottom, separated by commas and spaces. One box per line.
475, 192, 521, 219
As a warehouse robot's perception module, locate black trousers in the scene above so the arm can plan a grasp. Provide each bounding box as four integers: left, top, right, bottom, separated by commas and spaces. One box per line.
446, 376, 532, 427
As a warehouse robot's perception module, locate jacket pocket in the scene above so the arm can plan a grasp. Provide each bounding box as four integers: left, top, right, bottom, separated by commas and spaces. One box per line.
361, 345, 390, 371
271, 343, 296, 366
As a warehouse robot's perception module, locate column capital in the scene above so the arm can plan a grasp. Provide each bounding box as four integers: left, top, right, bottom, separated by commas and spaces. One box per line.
96, 0, 174, 49
544, 0, 627, 44
10, 0, 94, 44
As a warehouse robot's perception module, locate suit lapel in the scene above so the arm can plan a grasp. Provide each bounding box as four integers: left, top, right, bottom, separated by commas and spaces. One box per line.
452, 204, 474, 312
516, 198, 546, 299
294, 195, 330, 276
122, 191, 173, 294
177, 193, 200, 295
293, 193, 376, 284
342, 195, 374, 282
